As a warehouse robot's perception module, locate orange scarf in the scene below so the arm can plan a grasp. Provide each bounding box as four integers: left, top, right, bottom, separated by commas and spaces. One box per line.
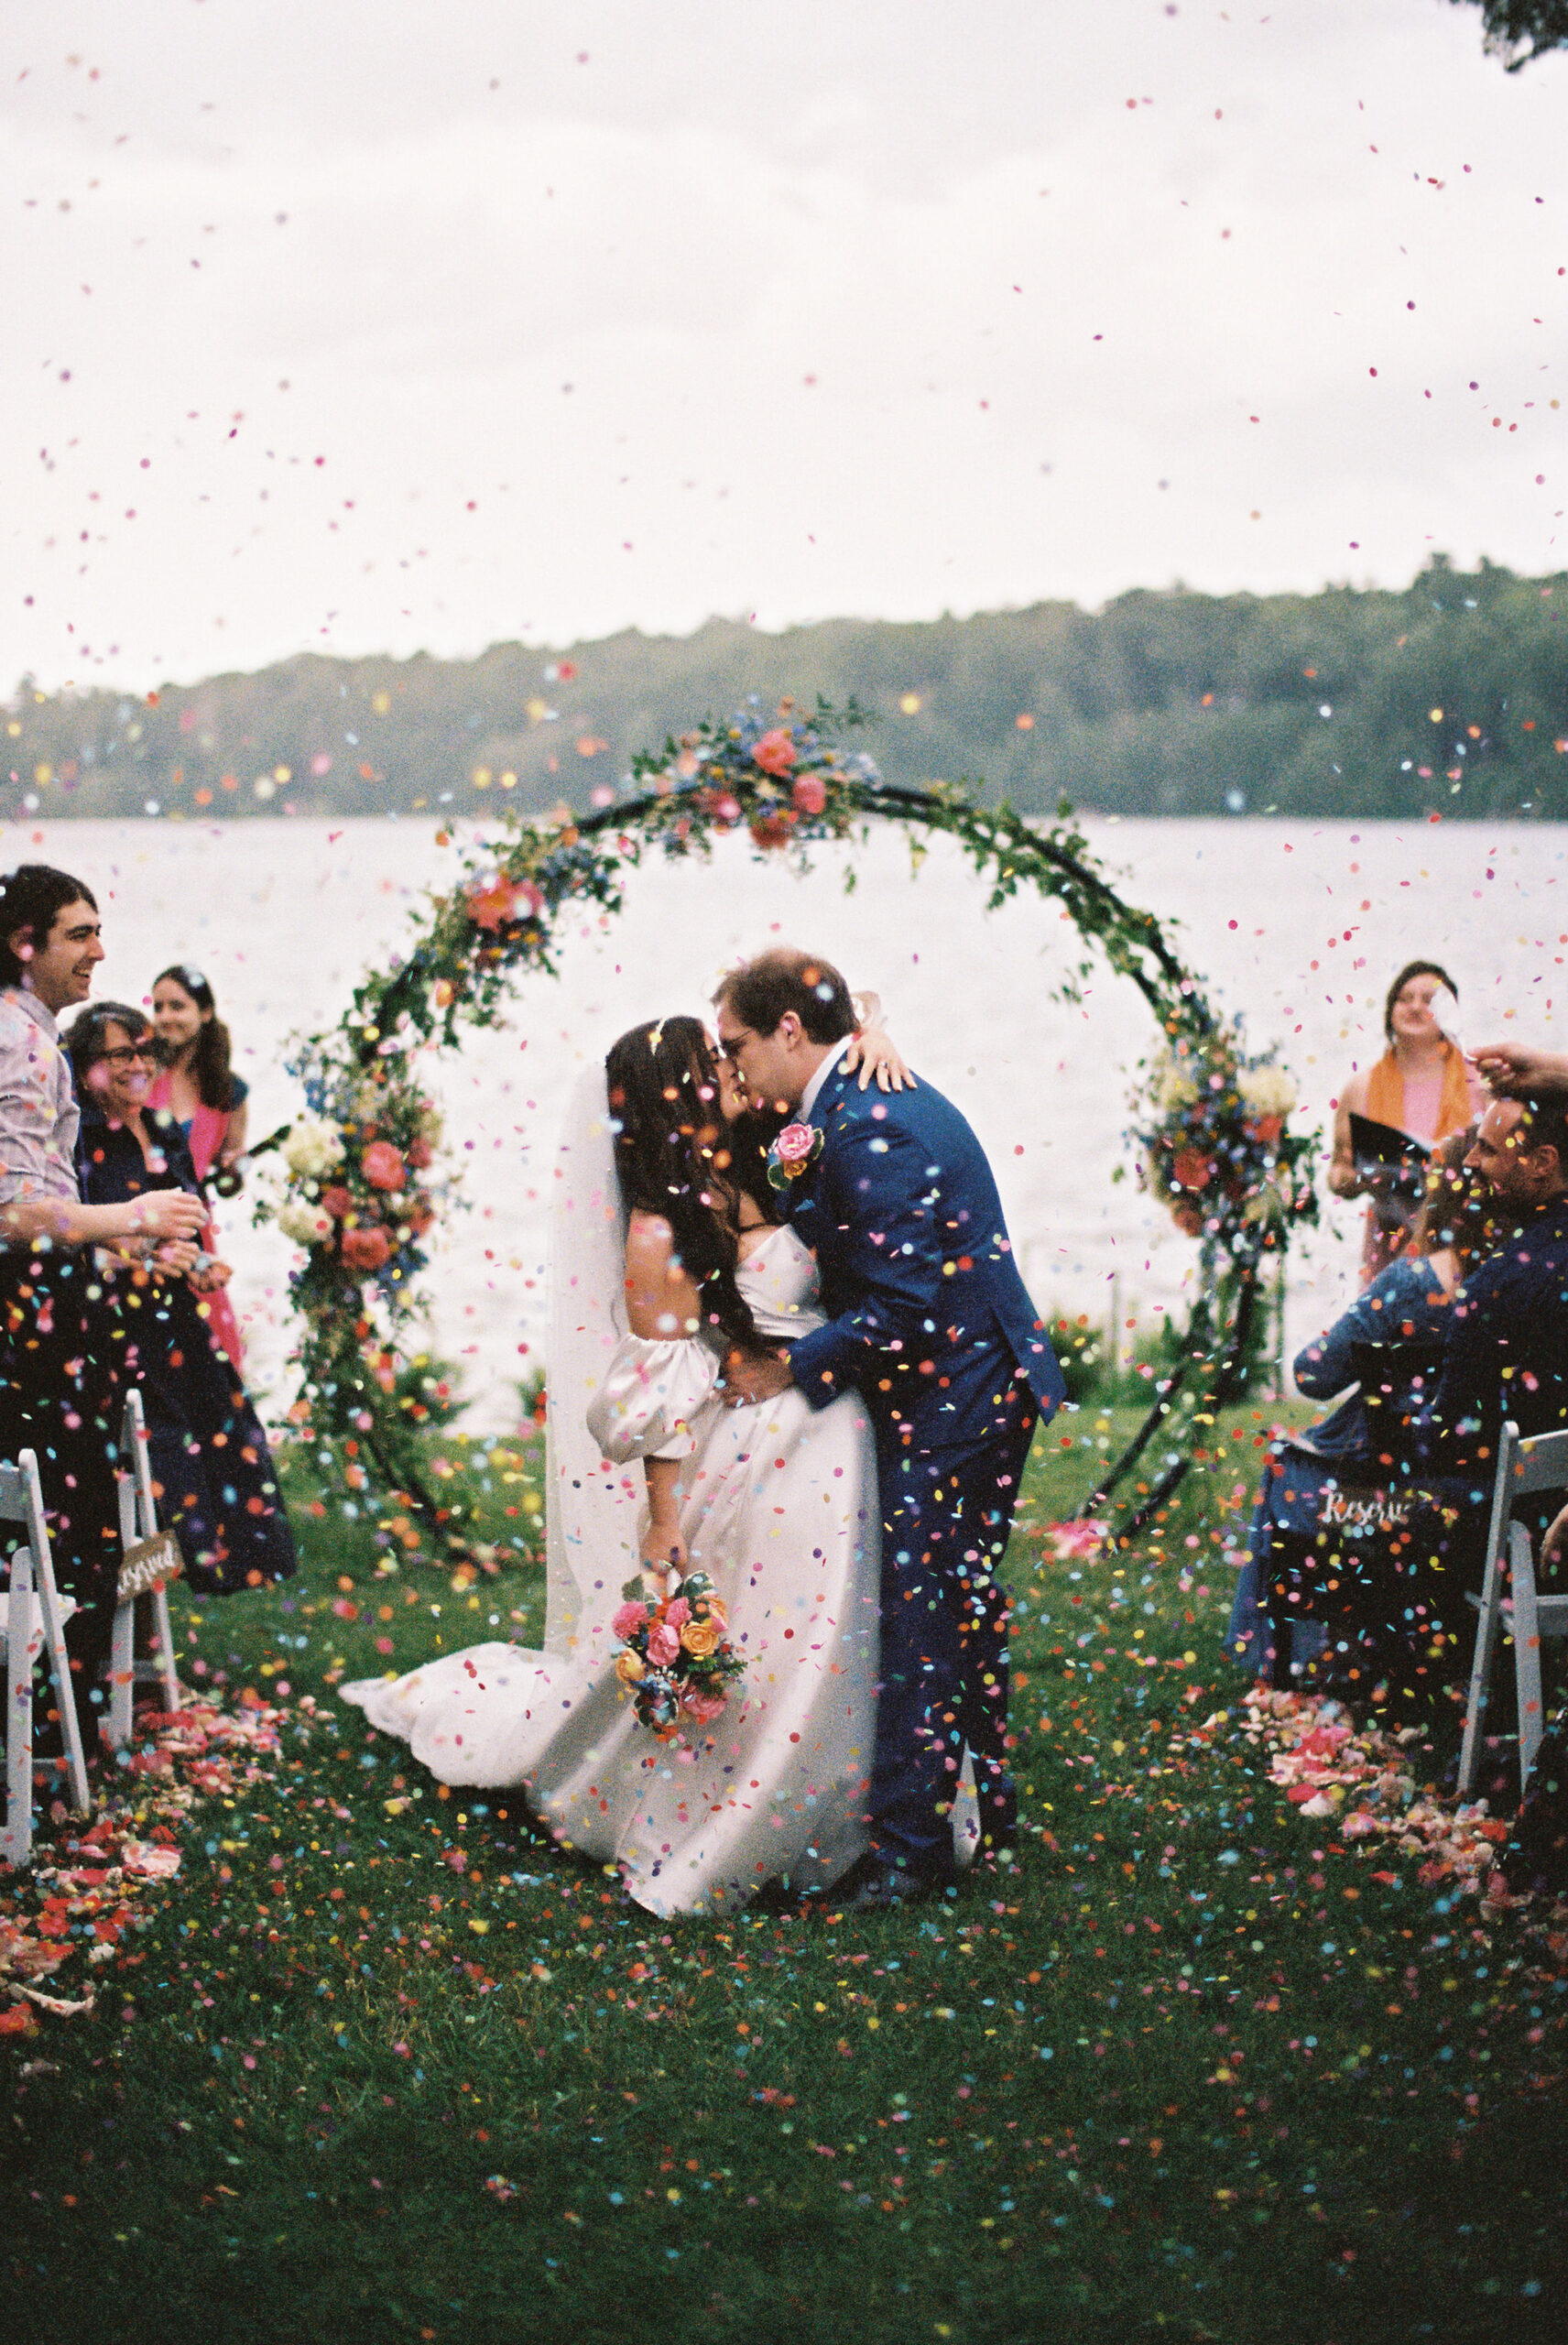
1365, 1040, 1472, 1143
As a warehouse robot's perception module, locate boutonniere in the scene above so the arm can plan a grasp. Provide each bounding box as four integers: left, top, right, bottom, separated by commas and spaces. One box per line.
767, 1120, 824, 1194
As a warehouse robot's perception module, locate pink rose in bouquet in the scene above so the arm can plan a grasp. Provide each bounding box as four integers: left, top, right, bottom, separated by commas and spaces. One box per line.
680, 1684, 728, 1725
663, 1596, 691, 1630
791, 773, 827, 816
611, 1600, 649, 1641
647, 1620, 681, 1667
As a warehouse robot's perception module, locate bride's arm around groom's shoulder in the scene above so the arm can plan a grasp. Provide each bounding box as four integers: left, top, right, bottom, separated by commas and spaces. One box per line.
788, 1093, 959, 1410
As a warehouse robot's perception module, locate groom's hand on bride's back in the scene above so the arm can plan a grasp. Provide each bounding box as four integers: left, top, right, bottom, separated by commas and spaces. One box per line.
722, 1346, 794, 1407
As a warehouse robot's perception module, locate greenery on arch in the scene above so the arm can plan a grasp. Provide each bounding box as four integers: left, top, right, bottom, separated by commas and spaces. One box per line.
263, 700, 1320, 1552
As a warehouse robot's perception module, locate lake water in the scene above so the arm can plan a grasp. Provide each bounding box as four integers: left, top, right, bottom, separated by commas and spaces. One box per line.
18, 811, 1567, 1426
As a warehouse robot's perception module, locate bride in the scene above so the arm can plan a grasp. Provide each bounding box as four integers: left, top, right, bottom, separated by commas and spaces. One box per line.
342, 1011, 897, 1916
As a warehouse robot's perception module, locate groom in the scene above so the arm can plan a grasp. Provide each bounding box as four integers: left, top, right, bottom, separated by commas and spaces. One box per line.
716, 948, 1064, 1908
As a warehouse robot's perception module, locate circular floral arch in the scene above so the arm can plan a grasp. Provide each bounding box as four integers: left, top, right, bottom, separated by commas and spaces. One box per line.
267, 702, 1318, 1552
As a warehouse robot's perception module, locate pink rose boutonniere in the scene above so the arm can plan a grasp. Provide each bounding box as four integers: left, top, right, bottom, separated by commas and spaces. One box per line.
766, 1121, 824, 1195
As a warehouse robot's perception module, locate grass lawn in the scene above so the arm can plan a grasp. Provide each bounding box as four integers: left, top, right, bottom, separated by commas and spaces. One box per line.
5, 1400, 1567, 2344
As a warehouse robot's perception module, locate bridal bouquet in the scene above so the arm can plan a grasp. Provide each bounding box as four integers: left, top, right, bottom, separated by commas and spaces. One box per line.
612, 1570, 746, 1738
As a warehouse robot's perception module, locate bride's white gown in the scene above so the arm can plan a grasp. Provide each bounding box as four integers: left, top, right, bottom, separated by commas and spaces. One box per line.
341, 1209, 880, 1917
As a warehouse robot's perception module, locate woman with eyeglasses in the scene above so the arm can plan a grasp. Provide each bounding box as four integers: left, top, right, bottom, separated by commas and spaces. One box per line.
66, 1000, 296, 1600
145, 965, 248, 1366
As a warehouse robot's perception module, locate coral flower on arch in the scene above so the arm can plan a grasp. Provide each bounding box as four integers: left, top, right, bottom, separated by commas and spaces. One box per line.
752, 727, 797, 779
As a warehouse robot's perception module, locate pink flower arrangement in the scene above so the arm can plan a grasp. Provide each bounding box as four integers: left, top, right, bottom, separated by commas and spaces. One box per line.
752, 726, 797, 779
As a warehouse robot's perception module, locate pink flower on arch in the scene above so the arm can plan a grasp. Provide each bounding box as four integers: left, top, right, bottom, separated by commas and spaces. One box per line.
363, 1140, 407, 1192
752, 727, 797, 779
342, 1225, 393, 1272
466, 874, 544, 933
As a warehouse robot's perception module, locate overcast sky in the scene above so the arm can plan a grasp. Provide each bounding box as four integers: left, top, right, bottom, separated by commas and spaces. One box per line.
4, 0, 1565, 692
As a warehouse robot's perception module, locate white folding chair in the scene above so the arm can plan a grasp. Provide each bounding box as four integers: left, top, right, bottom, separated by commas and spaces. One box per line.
1457, 1421, 1568, 1799
1, 1447, 93, 1867
107, 1388, 183, 1751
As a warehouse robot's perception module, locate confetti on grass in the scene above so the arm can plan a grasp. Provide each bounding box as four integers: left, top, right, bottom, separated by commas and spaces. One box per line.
0, 1697, 284, 2029
1240, 1685, 1568, 1969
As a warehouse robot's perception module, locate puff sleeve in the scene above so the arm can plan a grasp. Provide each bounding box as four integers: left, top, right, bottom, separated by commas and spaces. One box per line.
585, 1334, 720, 1463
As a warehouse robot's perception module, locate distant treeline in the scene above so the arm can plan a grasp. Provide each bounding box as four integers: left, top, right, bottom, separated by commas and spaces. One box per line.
7, 555, 1568, 824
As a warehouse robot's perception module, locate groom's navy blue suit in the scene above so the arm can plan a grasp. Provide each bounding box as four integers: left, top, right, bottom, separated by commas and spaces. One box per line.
779, 1054, 1064, 1879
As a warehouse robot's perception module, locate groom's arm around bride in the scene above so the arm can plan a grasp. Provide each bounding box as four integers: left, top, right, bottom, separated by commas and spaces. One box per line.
715, 949, 1064, 1903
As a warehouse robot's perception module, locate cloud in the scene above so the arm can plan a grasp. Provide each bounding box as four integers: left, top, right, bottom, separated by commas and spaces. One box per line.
2, 0, 1565, 687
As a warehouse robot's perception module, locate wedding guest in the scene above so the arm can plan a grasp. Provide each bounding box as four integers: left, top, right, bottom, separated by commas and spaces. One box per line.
147, 964, 249, 1185
1280, 1093, 1568, 1720
1229, 1138, 1491, 1684
1328, 960, 1486, 1285
68, 1000, 296, 1599
0, 867, 205, 1763
147, 964, 247, 1365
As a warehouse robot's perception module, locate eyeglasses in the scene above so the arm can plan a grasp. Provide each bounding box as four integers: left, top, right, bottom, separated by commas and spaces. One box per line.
98, 1043, 154, 1069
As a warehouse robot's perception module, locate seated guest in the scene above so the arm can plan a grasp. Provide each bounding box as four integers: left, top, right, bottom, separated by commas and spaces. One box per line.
1, 866, 205, 1767
1227, 1138, 1490, 1682
147, 965, 247, 1367
67, 1001, 297, 1599
1267, 1093, 1568, 1719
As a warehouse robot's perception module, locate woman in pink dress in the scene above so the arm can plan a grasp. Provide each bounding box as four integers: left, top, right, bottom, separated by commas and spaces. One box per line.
147, 965, 248, 1367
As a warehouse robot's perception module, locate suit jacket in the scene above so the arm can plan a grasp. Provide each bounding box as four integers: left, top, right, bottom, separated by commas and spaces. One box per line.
781, 1057, 1064, 1456
1420, 1192, 1568, 1472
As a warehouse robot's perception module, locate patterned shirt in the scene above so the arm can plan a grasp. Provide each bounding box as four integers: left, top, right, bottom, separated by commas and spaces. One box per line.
0, 984, 81, 1214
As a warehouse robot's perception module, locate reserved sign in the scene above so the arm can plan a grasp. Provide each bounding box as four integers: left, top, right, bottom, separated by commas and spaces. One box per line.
117, 1532, 184, 1602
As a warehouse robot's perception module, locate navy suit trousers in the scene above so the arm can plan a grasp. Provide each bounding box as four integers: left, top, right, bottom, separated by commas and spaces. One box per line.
868, 1386, 1037, 1875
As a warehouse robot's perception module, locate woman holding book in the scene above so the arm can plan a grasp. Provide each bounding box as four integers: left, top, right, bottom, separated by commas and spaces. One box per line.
1328, 958, 1486, 1285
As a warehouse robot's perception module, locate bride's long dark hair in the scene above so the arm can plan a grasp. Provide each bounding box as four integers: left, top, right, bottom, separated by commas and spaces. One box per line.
604, 1016, 778, 1355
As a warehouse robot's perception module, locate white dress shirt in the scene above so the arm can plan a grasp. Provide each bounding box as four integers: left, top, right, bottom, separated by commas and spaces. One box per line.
0, 985, 80, 1214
